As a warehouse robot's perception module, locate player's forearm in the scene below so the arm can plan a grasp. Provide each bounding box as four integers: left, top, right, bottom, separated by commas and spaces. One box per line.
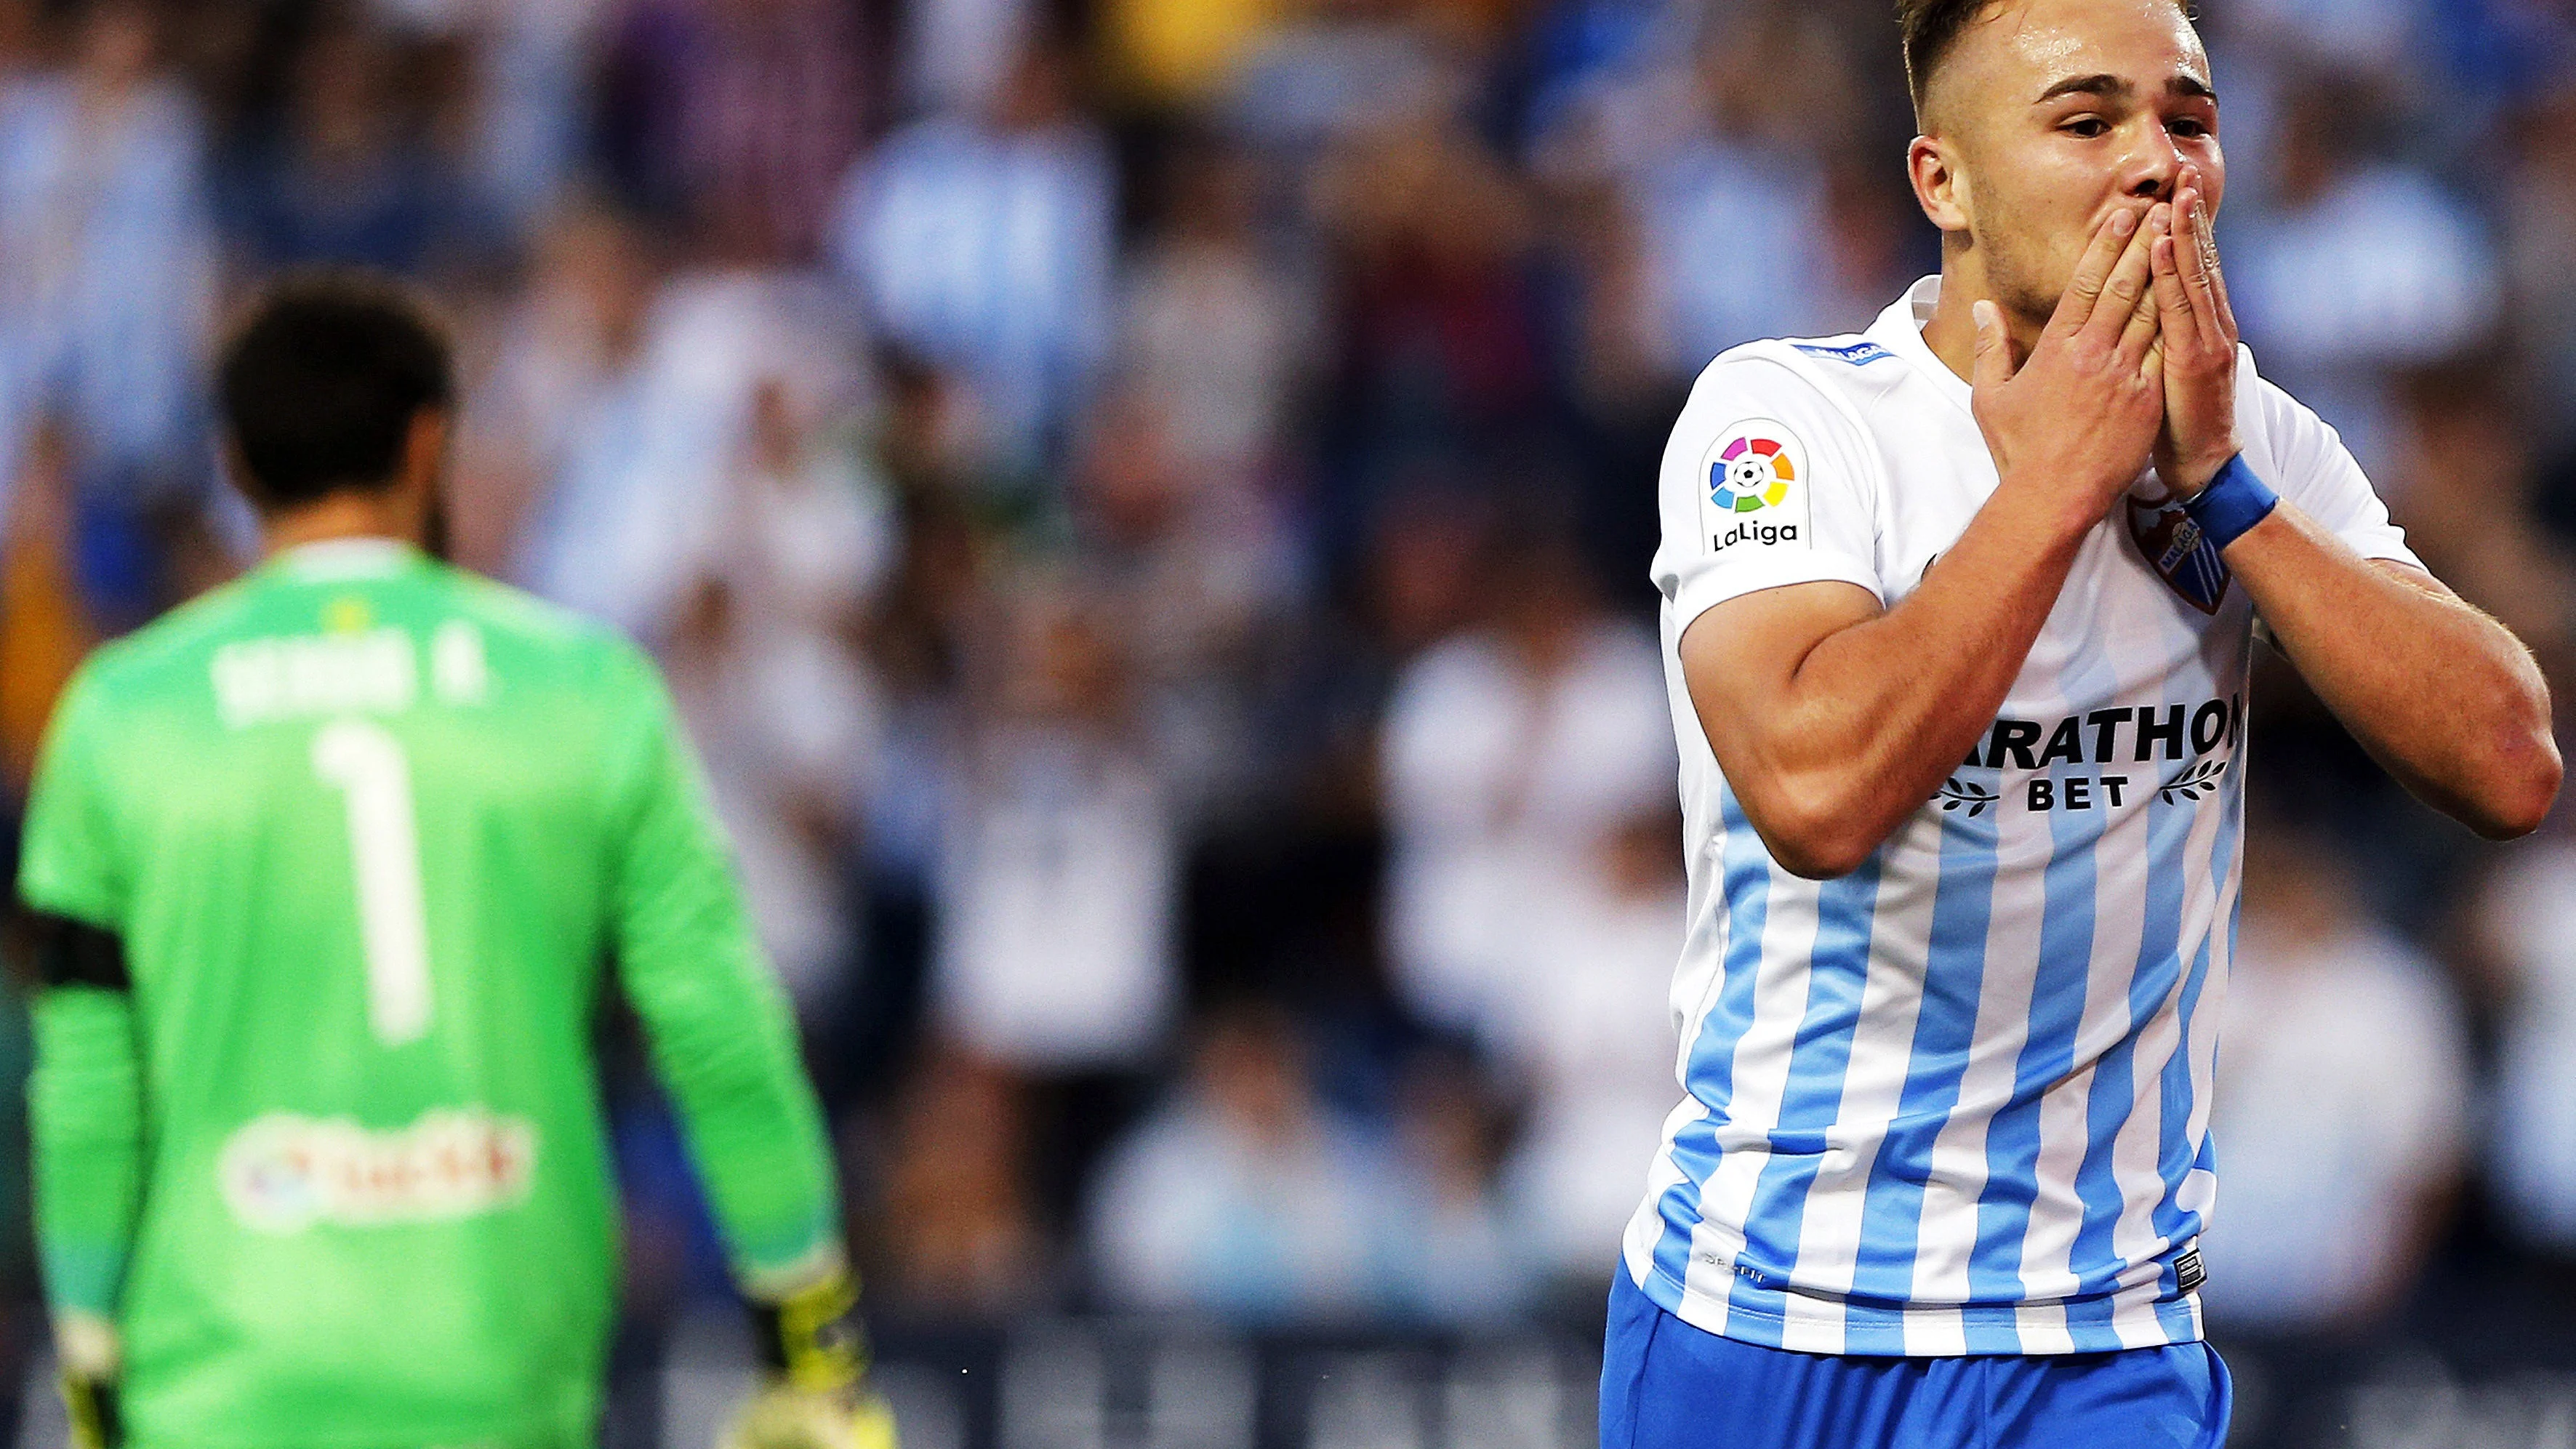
1704, 478, 2094, 875
2231, 503, 2560, 838
29, 986, 146, 1321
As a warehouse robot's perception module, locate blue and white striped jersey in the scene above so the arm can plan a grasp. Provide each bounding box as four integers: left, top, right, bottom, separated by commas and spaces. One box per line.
1625, 277, 2420, 1357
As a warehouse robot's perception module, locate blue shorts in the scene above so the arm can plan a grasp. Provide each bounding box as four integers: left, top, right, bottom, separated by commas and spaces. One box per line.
1600, 1269, 2231, 1449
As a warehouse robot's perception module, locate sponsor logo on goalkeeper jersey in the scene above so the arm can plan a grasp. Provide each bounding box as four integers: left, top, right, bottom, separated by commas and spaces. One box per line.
220, 1107, 536, 1233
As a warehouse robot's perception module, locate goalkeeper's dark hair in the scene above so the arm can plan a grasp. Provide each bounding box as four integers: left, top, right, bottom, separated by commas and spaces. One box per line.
217, 270, 454, 512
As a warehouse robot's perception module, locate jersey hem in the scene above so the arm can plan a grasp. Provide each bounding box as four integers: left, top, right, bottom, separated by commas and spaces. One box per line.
1626, 1254, 2203, 1359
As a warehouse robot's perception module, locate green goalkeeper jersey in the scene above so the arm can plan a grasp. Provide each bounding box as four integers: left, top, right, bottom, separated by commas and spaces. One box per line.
16, 539, 841, 1449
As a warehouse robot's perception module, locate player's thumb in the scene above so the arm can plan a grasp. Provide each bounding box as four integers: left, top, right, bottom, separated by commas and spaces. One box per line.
1971, 300, 2014, 389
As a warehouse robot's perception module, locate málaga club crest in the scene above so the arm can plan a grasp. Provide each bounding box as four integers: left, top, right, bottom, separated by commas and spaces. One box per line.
2126, 486, 2231, 614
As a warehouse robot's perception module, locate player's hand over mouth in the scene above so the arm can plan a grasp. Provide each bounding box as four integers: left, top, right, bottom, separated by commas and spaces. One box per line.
2147, 164, 2241, 494
1967, 200, 2168, 530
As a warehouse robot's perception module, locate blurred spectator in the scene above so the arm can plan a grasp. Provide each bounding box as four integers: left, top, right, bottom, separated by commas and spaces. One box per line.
1069, 385, 1293, 819
2479, 827, 2576, 1253
2227, 73, 2501, 478
934, 577, 1179, 1072
508, 246, 855, 641
2505, 81, 2576, 461
2379, 364, 2572, 656
1224, 0, 1456, 150
1119, 138, 1309, 489
875, 1045, 1043, 1313
1498, 806, 1686, 1292
1381, 1043, 1530, 1325
408, 0, 607, 229
598, 0, 868, 265
2200, 824, 2471, 1327
1084, 1006, 1392, 1322
661, 375, 896, 1016
222, 12, 477, 274
830, 38, 1114, 470
453, 199, 656, 576
0, 420, 90, 794
1308, 113, 1552, 569
1099, 0, 1278, 112
1625, 10, 1877, 369
2202, 822, 2473, 1445
0, 0, 212, 603
1379, 516, 1673, 1042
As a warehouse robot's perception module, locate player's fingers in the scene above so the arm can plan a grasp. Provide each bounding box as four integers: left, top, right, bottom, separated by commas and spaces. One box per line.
2174, 191, 2228, 345
2083, 202, 2164, 348
1970, 298, 2016, 390
2149, 232, 2197, 353
2194, 196, 2239, 340
2122, 234, 2184, 365
2053, 204, 2142, 337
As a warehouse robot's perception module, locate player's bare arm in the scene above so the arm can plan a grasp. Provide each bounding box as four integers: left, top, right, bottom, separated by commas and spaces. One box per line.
2146, 173, 2561, 837
1678, 201, 2165, 878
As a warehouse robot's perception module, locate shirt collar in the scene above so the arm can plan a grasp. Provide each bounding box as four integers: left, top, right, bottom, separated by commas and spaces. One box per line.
1869, 275, 1974, 418
270, 537, 422, 580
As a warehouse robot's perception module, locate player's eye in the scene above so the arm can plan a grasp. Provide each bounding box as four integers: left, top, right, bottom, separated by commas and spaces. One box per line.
2168, 117, 2213, 139
2063, 116, 2111, 138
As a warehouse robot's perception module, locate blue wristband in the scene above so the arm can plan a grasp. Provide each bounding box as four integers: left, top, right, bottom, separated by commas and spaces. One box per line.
2181, 453, 2277, 551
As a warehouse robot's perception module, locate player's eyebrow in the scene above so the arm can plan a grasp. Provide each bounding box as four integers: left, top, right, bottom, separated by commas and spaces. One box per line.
2034, 73, 2130, 104
2034, 72, 2218, 105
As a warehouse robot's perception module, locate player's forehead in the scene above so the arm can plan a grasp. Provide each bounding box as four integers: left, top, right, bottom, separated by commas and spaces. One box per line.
1934, 0, 2209, 123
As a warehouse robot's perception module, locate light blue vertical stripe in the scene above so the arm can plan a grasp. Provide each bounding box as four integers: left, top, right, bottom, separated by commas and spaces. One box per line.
2148, 776, 2242, 1256
1965, 800, 2109, 1322
1722, 857, 1885, 1345
1848, 795, 2001, 1308
1648, 784, 1776, 1299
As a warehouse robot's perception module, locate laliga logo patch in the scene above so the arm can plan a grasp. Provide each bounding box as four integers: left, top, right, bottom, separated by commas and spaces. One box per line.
2125, 481, 2230, 614
1701, 420, 1809, 553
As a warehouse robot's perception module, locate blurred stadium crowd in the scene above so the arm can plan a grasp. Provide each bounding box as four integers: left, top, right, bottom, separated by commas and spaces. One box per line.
3, 0, 2576, 1443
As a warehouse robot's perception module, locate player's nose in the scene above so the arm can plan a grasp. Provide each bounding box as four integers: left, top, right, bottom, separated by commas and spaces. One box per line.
2119, 122, 2184, 201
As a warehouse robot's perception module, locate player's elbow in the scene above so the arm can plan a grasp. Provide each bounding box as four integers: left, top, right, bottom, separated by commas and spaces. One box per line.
1745, 776, 1886, 880
2461, 723, 2563, 840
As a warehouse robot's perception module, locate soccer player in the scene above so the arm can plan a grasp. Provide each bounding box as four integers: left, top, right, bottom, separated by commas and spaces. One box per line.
15, 276, 897, 1449
1605, 1, 2561, 1445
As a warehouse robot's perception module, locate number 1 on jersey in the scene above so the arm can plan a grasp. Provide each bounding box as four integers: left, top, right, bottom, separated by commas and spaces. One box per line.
313, 720, 433, 1045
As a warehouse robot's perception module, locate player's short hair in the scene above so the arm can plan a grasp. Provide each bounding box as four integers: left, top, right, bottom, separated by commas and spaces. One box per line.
1898, 0, 2196, 123
1895, 0, 2006, 121
217, 271, 454, 511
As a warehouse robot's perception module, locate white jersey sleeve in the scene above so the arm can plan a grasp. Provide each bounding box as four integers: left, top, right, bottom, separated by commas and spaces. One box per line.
2239, 350, 2421, 568
1651, 348, 1885, 638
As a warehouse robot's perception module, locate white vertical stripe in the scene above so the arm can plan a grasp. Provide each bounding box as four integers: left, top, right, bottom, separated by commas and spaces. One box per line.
1683, 871, 1824, 1307
1909, 795, 2054, 1306
2016, 806, 2151, 1301
2106, 1255, 2177, 1349
2103, 765, 2236, 1271
1782, 814, 1943, 1349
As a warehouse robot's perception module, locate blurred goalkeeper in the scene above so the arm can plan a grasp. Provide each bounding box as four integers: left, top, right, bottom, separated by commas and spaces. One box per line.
13, 272, 896, 1449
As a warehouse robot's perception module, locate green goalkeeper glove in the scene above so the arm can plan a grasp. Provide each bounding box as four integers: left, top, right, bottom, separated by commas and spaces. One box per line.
721, 1271, 899, 1449
55, 1311, 121, 1449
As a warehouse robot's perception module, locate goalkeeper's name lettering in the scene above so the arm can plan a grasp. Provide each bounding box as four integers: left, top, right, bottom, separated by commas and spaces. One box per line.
212, 619, 492, 729
219, 1107, 536, 1234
